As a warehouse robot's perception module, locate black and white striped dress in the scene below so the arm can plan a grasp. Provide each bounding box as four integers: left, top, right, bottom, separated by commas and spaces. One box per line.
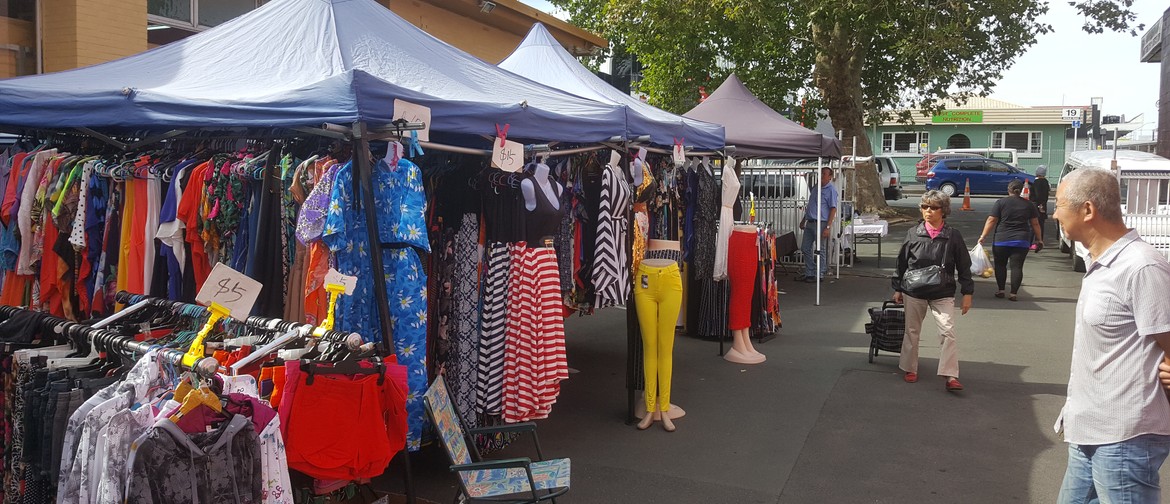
593, 165, 632, 308
476, 242, 510, 415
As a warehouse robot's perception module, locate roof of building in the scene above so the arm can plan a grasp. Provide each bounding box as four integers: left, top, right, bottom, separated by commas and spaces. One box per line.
880, 96, 1090, 126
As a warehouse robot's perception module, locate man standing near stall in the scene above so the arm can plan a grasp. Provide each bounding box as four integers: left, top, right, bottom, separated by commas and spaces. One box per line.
796, 167, 837, 283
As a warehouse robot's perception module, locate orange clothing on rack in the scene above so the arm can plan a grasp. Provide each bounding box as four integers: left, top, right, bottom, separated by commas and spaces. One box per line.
1, 153, 36, 305
116, 180, 134, 303
0, 274, 30, 306
301, 157, 336, 326
177, 161, 211, 292
126, 177, 148, 295
1, 152, 29, 226
303, 242, 329, 326
39, 215, 62, 316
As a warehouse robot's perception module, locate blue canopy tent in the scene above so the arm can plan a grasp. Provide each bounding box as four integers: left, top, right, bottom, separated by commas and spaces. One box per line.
0, 1, 644, 458
0, 0, 629, 144
498, 23, 725, 150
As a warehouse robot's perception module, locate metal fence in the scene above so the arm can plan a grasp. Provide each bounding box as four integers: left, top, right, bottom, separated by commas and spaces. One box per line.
733, 159, 858, 274
1124, 214, 1170, 259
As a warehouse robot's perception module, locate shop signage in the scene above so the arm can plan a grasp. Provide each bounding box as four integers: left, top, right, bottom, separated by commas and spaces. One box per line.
931, 110, 983, 124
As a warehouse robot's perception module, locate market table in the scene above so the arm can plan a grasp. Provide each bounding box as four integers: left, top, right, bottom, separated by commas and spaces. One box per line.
841, 220, 890, 261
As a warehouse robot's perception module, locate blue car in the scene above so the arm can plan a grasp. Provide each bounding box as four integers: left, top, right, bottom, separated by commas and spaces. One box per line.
924, 157, 1036, 196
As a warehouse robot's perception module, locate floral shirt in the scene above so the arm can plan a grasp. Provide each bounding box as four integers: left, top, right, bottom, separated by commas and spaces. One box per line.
323, 157, 430, 450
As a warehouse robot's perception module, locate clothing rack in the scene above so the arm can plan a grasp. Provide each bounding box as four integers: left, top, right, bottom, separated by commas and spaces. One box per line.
0, 304, 220, 379
113, 291, 358, 342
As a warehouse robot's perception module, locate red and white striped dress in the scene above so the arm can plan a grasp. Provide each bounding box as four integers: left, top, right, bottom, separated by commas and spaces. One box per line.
503, 243, 569, 423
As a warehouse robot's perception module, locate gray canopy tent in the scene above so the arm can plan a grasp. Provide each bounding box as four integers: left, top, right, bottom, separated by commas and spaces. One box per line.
684, 74, 840, 158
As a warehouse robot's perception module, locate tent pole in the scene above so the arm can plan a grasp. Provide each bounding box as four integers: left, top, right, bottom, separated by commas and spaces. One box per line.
74, 127, 128, 151
351, 121, 416, 503
125, 129, 191, 150
623, 141, 638, 425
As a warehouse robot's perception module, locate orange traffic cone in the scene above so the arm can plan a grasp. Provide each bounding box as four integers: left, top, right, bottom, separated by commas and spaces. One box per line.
960, 178, 973, 211
1021, 180, 1031, 200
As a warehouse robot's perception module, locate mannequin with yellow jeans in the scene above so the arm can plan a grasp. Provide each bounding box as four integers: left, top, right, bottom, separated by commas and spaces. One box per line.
635, 239, 683, 432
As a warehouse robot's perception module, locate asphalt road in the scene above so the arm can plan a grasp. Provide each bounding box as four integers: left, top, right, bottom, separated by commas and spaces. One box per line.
376, 194, 1167, 503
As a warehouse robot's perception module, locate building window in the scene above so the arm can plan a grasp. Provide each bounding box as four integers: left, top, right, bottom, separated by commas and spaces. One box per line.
992, 131, 1043, 157
881, 132, 930, 155
946, 134, 971, 149
1, 0, 38, 78
148, 0, 261, 29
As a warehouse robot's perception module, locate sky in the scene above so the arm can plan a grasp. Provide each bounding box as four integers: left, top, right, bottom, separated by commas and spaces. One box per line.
518, 0, 1164, 139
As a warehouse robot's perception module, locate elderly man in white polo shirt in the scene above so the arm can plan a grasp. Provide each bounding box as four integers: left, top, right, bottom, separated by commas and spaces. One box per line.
1052, 168, 1170, 504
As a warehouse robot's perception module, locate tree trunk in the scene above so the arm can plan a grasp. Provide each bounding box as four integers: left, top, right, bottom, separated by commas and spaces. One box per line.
812, 19, 889, 215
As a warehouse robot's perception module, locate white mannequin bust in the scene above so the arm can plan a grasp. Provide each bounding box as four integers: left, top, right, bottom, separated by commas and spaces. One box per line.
521, 162, 562, 211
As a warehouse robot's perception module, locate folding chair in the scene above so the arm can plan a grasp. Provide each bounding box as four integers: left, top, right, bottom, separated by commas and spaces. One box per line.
424, 376, 570, 504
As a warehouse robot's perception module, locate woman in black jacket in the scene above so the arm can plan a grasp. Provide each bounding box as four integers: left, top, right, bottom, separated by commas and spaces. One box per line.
892, 190, 975, 392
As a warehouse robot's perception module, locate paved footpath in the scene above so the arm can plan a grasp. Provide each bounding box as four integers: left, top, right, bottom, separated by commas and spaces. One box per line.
377, 195, 1170, 503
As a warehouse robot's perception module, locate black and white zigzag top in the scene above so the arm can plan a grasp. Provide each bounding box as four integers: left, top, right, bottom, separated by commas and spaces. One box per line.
593, 164, 632, 308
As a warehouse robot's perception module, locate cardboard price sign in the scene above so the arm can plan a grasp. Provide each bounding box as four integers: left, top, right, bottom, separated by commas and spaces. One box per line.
672, 144, 685, 167
492, 137, 524, 172
324, 268, 358, 295
393, 99, 431, 142
196, 263, 262, 317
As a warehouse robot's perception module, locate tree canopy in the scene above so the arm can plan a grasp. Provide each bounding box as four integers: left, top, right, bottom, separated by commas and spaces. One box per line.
549, 0, 1144, 211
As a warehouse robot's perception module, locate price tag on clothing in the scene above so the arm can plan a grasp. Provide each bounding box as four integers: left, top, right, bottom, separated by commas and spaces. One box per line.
392, 99, 431, 142
672, 144, 685, 167
196, 263, 262, 317
492, 137, 524, 172
324, 268, 358, 295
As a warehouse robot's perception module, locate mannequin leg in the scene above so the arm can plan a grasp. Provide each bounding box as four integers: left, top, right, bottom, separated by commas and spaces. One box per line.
637, 409, 657, 430
733, 329, 763, 357
725, 328, 766, 364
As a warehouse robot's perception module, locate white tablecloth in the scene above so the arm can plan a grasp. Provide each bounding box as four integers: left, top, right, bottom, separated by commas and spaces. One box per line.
841, 220, 889, 248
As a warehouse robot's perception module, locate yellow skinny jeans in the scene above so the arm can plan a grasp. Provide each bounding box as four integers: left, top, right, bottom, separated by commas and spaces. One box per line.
634, 262, 683, 412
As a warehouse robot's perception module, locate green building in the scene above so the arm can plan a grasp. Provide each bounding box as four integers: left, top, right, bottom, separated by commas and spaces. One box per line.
873, 97, 1083, 181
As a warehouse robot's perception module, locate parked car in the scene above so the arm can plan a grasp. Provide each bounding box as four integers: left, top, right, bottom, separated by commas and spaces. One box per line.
914, 152, 981, 182
924, 157, 1035, 197
935, 147, 1020, 168
1057, 150, 1170, 272
876, 156, 903, 200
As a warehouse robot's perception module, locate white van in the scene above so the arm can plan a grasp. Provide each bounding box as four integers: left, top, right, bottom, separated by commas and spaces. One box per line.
1056, 150, 1170, 271
936, 147, 1019, 168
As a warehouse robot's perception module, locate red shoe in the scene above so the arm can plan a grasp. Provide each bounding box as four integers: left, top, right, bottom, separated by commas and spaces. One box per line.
904, 372, 918, 383
946, 378, 964, 391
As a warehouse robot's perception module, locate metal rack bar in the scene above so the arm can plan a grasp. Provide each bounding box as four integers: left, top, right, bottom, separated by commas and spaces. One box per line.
113, 291, 357, 342
0, 305, 218, 377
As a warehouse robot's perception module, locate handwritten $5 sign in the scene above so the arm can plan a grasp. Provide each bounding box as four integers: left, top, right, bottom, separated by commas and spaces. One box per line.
195, 263, 263, 317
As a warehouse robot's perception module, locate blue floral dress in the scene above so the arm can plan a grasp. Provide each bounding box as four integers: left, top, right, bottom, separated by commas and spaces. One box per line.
323, 158, 430, 451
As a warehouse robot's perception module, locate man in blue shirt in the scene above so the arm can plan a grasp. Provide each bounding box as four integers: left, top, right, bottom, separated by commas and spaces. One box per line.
797, 167, 838, 282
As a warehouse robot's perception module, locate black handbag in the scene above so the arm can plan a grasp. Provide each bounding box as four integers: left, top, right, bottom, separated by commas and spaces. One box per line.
902, 265, 943, 291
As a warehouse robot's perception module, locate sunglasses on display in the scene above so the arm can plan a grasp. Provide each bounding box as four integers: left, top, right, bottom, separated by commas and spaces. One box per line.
920, 205, 941, 210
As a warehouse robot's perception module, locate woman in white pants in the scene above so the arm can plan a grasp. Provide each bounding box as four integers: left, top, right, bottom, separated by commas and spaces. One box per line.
891, 190, 975, 392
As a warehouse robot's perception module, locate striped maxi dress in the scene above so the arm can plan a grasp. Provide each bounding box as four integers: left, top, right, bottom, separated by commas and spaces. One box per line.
502, 243, 569, 423
592, 164, 632, 309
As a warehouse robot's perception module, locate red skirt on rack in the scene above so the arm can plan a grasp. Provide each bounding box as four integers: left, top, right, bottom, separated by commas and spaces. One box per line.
727, 229, 758, 331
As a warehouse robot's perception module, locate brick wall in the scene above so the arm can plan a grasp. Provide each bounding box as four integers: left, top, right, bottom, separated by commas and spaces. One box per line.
43, 0, 147, 73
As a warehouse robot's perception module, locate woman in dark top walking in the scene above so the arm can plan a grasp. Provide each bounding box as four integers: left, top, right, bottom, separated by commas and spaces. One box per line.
1029, 165, 1051, 245
977, 179, 1043, 301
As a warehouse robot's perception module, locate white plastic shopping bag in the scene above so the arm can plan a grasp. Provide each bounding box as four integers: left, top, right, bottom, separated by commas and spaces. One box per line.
969, 245, 993, 278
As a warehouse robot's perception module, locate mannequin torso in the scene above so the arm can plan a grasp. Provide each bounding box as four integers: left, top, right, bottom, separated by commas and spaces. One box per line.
643, 239, 680, 268
520, 163, 562, 212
